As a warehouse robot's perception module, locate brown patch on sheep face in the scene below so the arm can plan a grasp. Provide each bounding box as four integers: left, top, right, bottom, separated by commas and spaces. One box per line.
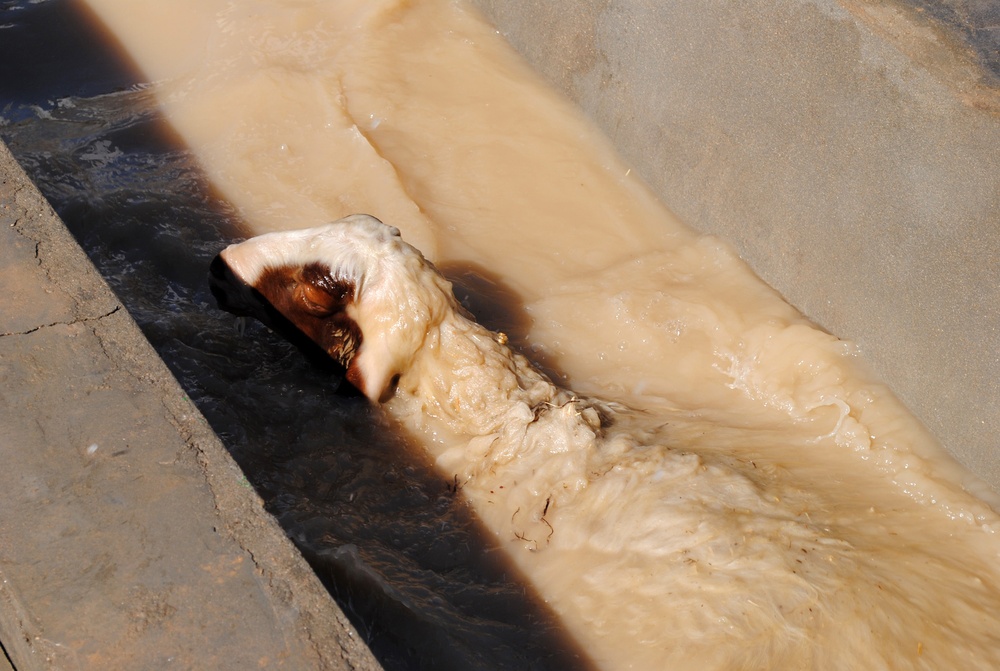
211, 253, 363, 386
253, 262, 362, 372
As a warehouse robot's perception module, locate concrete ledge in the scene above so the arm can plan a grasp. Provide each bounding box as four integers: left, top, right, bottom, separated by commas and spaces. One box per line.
0, 140, 381, 669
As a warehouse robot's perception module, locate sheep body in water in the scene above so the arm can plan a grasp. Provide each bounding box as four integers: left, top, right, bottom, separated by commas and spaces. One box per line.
211, 214, 1000, 670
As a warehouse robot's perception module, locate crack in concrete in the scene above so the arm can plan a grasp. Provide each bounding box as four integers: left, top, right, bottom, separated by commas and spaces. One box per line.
9, 221, 43, 267
0, 305, 122, 338
8, 210, 54, 296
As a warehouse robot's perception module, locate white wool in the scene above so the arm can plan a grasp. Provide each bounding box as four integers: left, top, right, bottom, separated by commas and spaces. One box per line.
223, 216, 1000, 671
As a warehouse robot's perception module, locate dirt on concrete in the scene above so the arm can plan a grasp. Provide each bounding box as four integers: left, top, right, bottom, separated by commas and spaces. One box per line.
0, 139, 381, 670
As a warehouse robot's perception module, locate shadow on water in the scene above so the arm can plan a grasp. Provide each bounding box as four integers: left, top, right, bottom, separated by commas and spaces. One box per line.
0, 1, 594, 669
440, 260, 570, 386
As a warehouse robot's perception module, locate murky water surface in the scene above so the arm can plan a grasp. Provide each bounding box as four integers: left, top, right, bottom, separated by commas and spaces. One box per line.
0, 2, 586, 669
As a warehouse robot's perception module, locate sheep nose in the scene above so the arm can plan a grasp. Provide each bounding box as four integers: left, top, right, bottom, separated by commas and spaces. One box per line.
209, 254, 241, 313
209, 253, 230, 281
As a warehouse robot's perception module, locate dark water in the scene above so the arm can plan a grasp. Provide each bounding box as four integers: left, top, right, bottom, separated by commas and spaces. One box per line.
0, 1, 590, 669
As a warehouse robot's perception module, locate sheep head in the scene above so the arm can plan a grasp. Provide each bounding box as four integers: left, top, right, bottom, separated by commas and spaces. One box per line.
210, 214, 457, 402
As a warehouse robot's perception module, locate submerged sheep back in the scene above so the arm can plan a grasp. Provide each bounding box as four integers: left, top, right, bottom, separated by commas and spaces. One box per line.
214, 215, 1000, 670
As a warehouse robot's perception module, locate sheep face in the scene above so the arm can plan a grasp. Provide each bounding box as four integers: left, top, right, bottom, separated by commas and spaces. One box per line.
210, 214, 455, 401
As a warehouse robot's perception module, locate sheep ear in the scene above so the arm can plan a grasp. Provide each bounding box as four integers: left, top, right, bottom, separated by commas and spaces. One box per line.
346, 338, 399, 403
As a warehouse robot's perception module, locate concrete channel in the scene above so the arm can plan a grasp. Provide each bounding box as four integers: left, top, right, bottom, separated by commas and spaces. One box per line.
0, 0, 998, 669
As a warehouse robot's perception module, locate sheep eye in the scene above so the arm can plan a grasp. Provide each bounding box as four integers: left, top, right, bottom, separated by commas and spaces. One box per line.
302, 296, 328, 314
297, 281, 338, 316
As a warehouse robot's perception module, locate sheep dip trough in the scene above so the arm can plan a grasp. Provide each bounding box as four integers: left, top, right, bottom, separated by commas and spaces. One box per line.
2, 0, 999, 668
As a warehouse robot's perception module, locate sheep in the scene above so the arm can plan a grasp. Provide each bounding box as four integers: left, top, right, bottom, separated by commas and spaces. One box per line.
210, 214, 1000, 671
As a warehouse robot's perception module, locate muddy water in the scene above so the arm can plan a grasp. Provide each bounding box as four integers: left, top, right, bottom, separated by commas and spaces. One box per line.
10, 0, 1000, 668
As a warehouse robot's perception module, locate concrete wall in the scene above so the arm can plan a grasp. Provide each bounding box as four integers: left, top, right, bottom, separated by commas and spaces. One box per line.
0, 140, 381, 671
470, 0, 1000, 490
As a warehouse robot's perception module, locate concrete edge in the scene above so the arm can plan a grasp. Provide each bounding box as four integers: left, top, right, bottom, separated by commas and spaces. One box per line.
0, 138, 382, 670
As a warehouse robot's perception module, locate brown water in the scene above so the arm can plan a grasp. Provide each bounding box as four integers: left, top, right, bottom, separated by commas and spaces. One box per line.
11, 0, 1000, 668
